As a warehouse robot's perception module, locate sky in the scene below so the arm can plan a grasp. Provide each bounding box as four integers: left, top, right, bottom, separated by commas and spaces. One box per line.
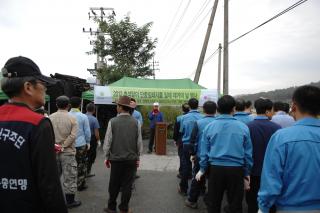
0, 0, 319, 95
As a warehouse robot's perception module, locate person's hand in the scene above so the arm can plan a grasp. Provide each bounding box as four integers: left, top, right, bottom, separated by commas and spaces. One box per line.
244, 176, 250, 191
136, 160, 140, 168
54, 144, 62, 153
104, 159, 111, 168
97, 140, 101, 147
257, 209, 263, 213
195, 170, 204, 181
190, 155, 196, 162
86, 144, 91, 151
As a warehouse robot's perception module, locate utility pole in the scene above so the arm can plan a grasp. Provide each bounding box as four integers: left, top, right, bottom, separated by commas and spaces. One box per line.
217, 43, 222, 96
83, 7, 115, 77
194, 0, 219, 83
223, 0, 229, 95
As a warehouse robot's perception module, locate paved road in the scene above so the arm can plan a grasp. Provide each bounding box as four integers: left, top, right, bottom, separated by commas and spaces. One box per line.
70, 140, 246, 213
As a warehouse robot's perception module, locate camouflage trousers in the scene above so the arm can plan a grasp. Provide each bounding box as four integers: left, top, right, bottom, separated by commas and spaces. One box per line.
57, 152, 77, 194
76, 145, 88, 188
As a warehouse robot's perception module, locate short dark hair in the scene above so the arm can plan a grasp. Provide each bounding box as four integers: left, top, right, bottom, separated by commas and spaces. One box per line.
292, 85, 320, 116
70, 97, 81, 108
283, 103, 290, 113
1, 76, 37, 98
56, 96, 69, 109
254, 98, 273, 114
203, 101, 217, 114
273, 101, 284, 112
182, 103, 190, 113
245, 100, 252, 109
217, 95, 236, 114
188, 98, 199, 109
235, 99, 246, 111
86, 103, 95, 112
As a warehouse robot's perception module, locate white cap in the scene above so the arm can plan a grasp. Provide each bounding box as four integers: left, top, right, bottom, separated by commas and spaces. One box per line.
153, 102, 159, 106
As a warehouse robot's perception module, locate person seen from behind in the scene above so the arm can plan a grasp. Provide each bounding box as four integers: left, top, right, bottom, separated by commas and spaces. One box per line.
178, 98, 203, 196
85, 103, 101, 178
103, 96, 143, 213
69, 96, 91, 191
271, 101, 295, 128
234, 99, 254, 124
246, 98, 281, 213
49, 95, 81, 208
258, 85, 320, 213
185, 101, 217, 209
197, 95, 253, 213
173, 102, 190, 179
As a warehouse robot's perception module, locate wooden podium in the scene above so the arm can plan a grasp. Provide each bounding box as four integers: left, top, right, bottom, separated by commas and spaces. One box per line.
155, 122, 167, 155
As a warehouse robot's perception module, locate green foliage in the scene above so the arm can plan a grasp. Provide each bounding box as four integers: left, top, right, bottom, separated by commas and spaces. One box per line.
93, 15, 157, 85
138, 105, 181, 139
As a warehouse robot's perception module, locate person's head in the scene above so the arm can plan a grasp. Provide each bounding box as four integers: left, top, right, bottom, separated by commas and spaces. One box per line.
291, 85, 320, 120
245, 100, 252, 113
273, 101, 284, 112
86, 102, 95, 114
116, 96, 134, 114
203, 101, 217, 115
130, 98, 137, 109
182, 103, 190, 113
283, 103, 290, 114
153, 102, 159, 111
188, 98, 199, 110
254, 98, 273, 119
235, 99, 246, 112
56, 95, 70, 110
70, 97, 81, 109
1, 56, 56, 109
217, 95, 236, 114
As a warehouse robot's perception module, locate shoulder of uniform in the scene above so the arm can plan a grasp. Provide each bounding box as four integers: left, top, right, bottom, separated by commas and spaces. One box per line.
0, 104, 44, 125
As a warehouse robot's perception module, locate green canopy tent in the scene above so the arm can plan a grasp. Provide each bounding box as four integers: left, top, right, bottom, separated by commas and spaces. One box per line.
82, 77, 206, 103
110, 77, 205, 89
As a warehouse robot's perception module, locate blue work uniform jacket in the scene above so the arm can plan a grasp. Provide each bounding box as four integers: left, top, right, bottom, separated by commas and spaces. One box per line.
234, 111, 253, 124
199, 114, 253, 176
258, 117, 320, 213
179, 110, 203, 144
189, 115, 216, 156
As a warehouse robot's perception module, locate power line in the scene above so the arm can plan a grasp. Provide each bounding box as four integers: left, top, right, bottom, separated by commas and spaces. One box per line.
172, 0, 212, 48
165, 6, 212, 57
159, 0, 184, 50
188, 46, 219, 78
203, 47, 219, 65
229, 0, 309, 45
162, 0, 192, 49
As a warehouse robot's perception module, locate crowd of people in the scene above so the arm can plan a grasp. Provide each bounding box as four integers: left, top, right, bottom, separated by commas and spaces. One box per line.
0, 56, 320, 213
173, 91, 320, 213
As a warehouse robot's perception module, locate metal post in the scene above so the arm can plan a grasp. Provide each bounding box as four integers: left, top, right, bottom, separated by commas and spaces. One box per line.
194, 0, 220, 83
223, 0, 229, 95
217, 43, 222, 96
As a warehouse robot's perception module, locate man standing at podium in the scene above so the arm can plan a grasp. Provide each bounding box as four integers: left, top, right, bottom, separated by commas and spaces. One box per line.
148, 102, 164, 153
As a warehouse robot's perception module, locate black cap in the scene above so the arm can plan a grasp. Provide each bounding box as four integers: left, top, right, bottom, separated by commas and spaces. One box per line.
1, 56, 56, 85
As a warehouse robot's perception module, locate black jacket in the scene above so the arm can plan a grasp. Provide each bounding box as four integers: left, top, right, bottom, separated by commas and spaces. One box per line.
0, 103, 67, 213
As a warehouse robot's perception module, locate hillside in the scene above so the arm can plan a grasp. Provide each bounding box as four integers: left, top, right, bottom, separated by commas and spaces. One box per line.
238, 81, 320, 103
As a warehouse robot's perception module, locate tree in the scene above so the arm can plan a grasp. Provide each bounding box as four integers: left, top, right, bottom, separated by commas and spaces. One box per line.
93, 15, 157, 85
